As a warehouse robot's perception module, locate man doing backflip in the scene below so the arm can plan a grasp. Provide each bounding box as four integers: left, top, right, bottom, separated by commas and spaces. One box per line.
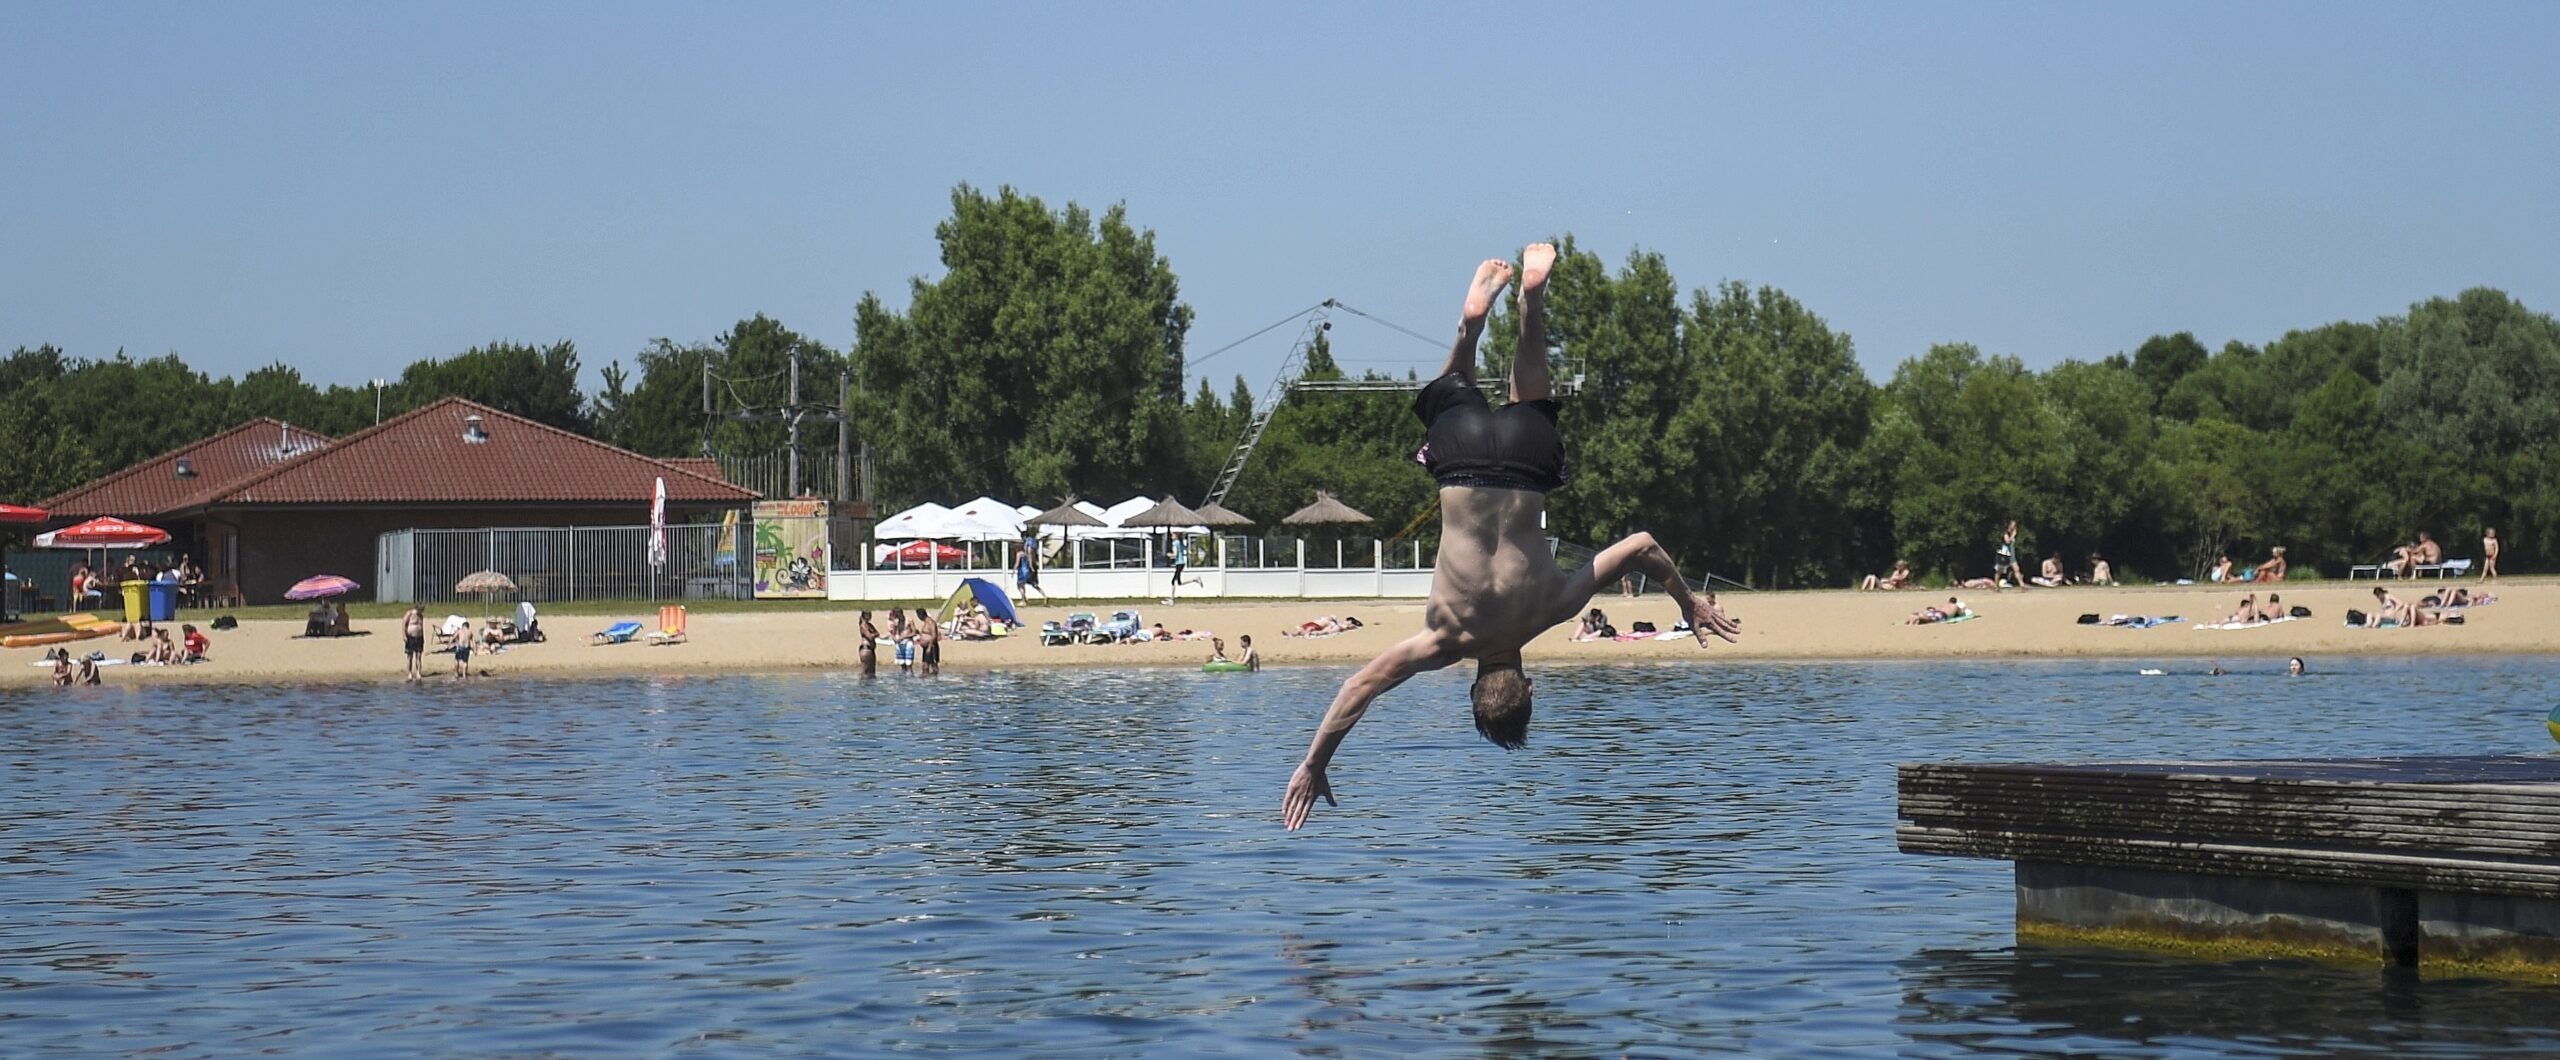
1281, 244, 1742, 831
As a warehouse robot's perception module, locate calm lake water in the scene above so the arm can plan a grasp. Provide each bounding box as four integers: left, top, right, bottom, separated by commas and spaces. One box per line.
7, 657, 2560, 1056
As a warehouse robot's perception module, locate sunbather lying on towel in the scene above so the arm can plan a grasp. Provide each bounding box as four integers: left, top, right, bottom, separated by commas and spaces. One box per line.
1906, 597, 1971, 625
1284, 616, 1362, 637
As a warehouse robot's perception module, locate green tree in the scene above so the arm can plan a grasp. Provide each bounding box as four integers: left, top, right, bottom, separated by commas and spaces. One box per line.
2132, 332, 2210, 405
1677, 280, 1873, 587
394, 340, 589, 432
849, 184, 1193, 504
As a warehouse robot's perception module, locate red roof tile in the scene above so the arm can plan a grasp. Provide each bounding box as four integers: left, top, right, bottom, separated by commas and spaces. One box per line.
41, 418, 333, 517
665, 457, 727, 483
212, 398, 760, 507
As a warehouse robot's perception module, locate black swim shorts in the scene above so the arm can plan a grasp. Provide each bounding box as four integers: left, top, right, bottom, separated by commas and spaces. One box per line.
405, 634, 425, 654
1412, 371, 1568, 492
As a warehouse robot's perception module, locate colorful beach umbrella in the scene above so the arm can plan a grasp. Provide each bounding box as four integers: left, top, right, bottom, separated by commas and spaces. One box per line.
455, 569, 518, 619
454, 570, 517, 594
34, 516, 172, 549
284, 574, 360, 601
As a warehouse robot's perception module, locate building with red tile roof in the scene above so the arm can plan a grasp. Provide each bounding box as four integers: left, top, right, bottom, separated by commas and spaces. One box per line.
31, 398, 758, 604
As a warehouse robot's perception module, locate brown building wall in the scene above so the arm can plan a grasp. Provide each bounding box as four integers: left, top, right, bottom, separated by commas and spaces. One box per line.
216, 505, 736, 603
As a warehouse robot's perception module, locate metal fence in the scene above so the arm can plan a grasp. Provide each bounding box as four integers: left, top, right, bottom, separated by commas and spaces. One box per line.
377, 523, 752, 604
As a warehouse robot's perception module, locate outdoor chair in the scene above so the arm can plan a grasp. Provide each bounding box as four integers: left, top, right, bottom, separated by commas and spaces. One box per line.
646, 605, 688, 645
590, 621, 643, 645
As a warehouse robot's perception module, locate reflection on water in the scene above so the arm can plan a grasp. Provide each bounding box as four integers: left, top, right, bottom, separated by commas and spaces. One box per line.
3, 657, 2558, 1054
1899, 945, 2560, 1056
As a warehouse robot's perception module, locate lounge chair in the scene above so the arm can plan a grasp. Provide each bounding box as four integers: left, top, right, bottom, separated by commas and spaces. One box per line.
591, 621, 643, 645
1066, 612, 1103, 644
1039, 619, 1073, 647
1093, 610, 1141, 644
646, 605, 688, 645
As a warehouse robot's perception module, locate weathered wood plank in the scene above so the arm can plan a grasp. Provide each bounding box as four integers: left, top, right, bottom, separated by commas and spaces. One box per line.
1897, 825, 2560, 898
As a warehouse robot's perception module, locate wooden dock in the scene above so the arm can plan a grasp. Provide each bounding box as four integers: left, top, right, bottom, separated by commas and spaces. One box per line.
1898, 755, 2560, 976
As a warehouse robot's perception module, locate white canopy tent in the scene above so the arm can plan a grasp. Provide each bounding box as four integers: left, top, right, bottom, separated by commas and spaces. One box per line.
945, 496, 1029, 542
872, 501, 957, 540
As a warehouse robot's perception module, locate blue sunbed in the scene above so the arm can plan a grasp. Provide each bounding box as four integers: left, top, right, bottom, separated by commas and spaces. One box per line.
590, 621, 644, 645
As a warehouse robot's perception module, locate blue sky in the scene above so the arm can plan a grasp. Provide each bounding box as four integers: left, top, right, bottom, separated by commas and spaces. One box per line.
6, 2, 2555, 395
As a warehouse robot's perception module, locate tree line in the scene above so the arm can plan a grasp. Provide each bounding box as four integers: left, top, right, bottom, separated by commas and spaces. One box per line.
9, 183, 2554, 586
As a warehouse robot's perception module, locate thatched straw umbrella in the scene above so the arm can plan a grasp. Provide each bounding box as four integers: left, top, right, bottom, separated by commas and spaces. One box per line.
1194, 501, 1254, 529
1280, 491, 1371, 527
1024, 497, 1106, 530
1281, 491, 1373, 568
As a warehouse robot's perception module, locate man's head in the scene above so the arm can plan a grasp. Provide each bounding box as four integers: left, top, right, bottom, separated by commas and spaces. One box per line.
1471, 655, 1533, 749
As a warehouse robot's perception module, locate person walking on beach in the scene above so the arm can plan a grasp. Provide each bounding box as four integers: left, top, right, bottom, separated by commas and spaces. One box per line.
1016, 533, 1047, 602
2482, 527, 2500, 581
1282, 244, 1741, 831
402, 605, 426, 682
1164, 535, 1199, 605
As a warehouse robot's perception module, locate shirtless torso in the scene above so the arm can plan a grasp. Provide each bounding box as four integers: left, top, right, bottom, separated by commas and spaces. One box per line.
1282, 245, 1740, 831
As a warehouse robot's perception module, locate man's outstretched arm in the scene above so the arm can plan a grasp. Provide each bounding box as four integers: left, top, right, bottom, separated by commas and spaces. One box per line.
1557, 532, 1741, 646
1283, 632, 1457, 831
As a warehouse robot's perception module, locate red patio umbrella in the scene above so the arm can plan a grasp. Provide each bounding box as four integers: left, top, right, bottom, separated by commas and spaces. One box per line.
34, 517, 172, 549
876, 540, 967, 567
0, 504, 47, 525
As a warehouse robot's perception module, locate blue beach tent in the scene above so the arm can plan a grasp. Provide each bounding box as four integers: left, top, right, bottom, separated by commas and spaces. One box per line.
938, 577, 1021, 630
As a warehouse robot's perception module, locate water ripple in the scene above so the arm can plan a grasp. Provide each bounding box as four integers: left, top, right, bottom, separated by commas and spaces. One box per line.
5, 657, 2559, 1054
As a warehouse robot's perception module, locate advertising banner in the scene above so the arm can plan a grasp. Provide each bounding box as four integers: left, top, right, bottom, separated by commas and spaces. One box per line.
753, 500, 830, 599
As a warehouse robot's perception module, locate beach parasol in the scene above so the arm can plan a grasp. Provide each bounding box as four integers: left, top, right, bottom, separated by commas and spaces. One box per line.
35, 516, 172, 549
1280, 491, 1373, 526
1024, 497, 1107, 529
1118, 496, 1209, 529
455, 569, 517, 617
1194, 501, 1255, 529
285, 574, 360, 601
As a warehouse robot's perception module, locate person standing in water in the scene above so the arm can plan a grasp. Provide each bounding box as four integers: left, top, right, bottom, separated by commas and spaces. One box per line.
857, 610, 880, 677
1282, 244, 1741, 831
402, 605, 426, 682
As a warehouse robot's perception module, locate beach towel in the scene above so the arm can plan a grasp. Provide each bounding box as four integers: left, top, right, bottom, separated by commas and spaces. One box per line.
2193, 616, 2299, 631
2101, 615, 2182, 629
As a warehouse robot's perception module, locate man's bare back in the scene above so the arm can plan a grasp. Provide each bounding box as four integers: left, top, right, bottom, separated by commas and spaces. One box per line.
1282, 243, 1740, 831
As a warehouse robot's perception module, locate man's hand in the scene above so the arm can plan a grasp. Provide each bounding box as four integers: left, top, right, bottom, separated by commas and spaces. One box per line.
1283, 761, 1337, 831
1692, 591, 1742, 645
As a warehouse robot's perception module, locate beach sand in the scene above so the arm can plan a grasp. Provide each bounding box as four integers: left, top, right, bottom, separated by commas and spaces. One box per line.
4, 578, 2549, 689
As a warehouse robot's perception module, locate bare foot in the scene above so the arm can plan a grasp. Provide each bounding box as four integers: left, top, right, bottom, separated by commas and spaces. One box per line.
1691, 593, 1742, 646
1520, 243, 1557, 295
1462, 258, 1515, 323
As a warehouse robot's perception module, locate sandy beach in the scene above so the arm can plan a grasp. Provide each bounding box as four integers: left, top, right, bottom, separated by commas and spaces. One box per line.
5, 578, 2551, 689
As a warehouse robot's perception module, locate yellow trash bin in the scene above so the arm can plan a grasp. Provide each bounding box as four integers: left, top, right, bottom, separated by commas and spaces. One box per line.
121, 580, 147, 623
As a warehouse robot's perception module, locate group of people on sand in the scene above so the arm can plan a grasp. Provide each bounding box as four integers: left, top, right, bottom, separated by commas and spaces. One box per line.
1861, 522, 2124, 592
45, 622, 208, 686
2221, 592, 2294, 625
2208, 548, 2289, 584
105, 620, 211, 666
2380, 528, 2501, 581
2363, 584, 2496, 628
